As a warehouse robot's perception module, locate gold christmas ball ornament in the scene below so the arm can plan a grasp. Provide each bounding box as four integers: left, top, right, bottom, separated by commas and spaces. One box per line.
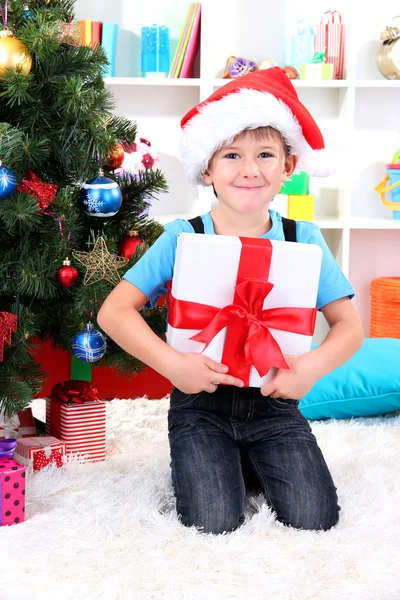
0, 30, 32, 78
257, 58, 279, 71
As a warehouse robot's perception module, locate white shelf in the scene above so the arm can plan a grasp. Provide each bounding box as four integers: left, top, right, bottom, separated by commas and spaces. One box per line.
104, 77, 400, 90
152, 213, 193, 225
350, 217, 400, 229
355, 80, 400, 88
104, 77, 201, 87
105, 77, 352, 89
292, 80, 349, 89
314, 219, 345, 229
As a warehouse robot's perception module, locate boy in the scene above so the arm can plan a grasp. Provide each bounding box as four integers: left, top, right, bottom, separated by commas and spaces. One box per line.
98, 68, 363, 535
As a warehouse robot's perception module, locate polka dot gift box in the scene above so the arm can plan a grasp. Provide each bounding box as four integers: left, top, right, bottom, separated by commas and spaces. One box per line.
14, 436, 66, 472
0, 457, 26, 527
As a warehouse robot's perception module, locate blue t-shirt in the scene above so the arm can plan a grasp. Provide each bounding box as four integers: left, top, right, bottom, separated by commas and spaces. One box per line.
123, 210, 354, 310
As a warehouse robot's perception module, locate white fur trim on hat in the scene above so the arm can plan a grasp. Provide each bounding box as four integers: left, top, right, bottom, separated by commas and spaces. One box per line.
179, 88, 335, 185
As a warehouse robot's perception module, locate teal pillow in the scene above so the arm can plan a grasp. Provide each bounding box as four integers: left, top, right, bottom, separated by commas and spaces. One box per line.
299, 338, 400, 420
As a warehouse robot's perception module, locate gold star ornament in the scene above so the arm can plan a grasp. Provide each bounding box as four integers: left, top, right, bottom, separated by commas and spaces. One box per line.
72, 237, 129, 286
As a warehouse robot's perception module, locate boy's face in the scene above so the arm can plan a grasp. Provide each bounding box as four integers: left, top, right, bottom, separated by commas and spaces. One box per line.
202, 130, 297, 215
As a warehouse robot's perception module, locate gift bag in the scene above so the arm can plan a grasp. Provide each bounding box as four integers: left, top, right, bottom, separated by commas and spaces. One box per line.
289, 20, 315, 74
314, 11, 345, 79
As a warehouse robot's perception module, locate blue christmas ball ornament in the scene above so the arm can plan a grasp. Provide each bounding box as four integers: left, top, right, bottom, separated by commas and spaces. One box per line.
80, 169, 122, 218
0, 160, 17, 201
72, 323, 107, 363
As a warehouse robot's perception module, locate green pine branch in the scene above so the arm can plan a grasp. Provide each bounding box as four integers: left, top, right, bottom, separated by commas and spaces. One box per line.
0, 0, 170, 416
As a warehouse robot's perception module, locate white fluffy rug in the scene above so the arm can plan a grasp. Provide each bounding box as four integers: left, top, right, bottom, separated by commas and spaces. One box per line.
1, 398, 400, 600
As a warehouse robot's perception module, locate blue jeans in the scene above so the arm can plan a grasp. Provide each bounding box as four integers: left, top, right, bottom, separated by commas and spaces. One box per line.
168, 385, 340, 535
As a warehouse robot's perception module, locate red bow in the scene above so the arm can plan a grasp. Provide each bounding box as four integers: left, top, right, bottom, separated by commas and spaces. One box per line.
50, 380, 99, 404
33, 449, 64, 471
17, 170, 58, 211
167, 237, 317, 385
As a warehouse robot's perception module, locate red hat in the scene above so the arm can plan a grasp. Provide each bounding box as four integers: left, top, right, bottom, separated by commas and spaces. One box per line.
179, 67, 334, 185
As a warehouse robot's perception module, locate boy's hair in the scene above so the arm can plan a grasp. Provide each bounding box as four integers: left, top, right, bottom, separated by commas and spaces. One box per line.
217, 126, 291, 161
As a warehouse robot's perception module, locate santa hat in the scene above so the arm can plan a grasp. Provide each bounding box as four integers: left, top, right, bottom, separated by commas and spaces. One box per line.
179, 67, 334, 186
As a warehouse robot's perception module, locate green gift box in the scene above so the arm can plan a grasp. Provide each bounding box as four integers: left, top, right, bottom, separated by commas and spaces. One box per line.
280, 171, 309, 195
299, 63, 334, 80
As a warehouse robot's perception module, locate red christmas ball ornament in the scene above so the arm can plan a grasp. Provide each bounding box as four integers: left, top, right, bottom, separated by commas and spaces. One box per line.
283, 65, 298, 79
118, 231, 144, 259
104, 143, 125, 170
57, 257, 79, 287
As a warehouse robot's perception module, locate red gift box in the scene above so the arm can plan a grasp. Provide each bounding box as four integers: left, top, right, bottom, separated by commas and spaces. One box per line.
46, 381, 107, 463
17, 408, 37, 437
0, 407, 36, 439
0, 458, 26, 526
14, 436, 66, 471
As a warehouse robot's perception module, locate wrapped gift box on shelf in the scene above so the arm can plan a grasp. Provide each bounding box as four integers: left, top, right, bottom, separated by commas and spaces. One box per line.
166, 234, 322, 387
46, 381, 107, 463
280, 171, 309, 195
300, 62, 334, 80
14, 436, 66, 471
0, 456, 26, 526
300, 50, 334, 81
288, 194, 315, 221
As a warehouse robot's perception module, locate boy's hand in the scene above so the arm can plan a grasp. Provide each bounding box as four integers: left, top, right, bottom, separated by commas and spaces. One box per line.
165, 352, 245, 394
260, 354, 318, 400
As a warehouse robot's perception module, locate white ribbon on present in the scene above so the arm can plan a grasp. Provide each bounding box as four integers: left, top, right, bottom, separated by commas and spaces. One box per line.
40, 440, 52, 459
0, 410, 20, 439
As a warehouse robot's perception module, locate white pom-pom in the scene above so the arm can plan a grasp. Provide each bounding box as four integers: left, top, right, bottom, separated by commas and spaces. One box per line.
299, 147, 336, 177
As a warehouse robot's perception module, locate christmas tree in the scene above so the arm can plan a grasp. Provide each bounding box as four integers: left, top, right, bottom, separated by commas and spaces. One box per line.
0, 0, 168, 419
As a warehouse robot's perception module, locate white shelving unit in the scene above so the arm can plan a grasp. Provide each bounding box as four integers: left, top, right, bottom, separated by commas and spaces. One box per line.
76, 0, 400, 341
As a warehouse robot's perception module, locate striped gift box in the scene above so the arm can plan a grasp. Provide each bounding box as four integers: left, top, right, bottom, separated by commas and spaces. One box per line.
14, 436, 65, 471
46, 399, 107, 463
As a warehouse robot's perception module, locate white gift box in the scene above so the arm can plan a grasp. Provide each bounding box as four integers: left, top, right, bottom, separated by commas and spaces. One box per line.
166, 233, 322, 387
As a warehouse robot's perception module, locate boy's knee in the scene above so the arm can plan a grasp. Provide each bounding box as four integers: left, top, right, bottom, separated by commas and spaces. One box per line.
179, 507, 244, 535
285, 511, 339, 532
278, 500, 340, 532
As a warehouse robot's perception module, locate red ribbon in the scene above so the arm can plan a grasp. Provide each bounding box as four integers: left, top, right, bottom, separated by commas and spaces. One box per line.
50, 380, 100, 404
48, 380, 100, 440
167, 238, 317, 385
